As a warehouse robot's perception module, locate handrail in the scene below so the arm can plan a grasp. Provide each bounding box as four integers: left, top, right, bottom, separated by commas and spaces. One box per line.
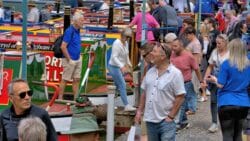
32, 81, 59, 111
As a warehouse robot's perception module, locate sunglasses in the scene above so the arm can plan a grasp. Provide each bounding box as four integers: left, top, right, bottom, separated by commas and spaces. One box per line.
15, 90, 33, 99
154, 42, 168, 55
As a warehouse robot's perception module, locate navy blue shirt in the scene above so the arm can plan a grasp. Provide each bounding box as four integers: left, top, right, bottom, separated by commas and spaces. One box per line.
217, 60, 250, 107
63, 25, 81, 60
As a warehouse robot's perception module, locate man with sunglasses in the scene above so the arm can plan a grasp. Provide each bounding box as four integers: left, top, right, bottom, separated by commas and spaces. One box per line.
135, 42, 185, 140
0, 79, 57, 141
140, 42, 155, 77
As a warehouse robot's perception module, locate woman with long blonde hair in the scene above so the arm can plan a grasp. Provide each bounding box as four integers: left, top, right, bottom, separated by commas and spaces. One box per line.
207, 38, 250, 141
203, 34, 229, 133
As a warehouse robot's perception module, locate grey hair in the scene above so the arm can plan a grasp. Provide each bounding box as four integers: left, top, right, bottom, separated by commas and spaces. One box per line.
18, 116, 47, 141
8, 78, 28, 96
72, 12, 83, 24
164, 33, 177, 43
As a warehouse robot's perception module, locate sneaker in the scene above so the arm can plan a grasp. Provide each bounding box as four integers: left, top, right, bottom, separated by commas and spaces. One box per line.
208, 123, 218, 133
176, 123, 190, 133
206, 89, 211, 96
124, 104, 136, 111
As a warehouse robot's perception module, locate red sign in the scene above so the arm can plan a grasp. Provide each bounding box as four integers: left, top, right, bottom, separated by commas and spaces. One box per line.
42, 52, 63, 83
0, 69, 13, 105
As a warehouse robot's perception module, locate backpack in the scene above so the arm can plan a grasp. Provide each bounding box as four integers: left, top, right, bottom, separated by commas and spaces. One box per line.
53, 29, 74, 58
53, 35, 64, 58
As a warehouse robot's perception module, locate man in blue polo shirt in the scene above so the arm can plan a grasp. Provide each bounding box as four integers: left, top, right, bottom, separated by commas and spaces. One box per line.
58, 12, 84, 100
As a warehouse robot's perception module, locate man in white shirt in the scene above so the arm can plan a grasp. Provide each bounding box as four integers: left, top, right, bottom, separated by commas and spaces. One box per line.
135, 42, 185, 141
27, 1, 39, 23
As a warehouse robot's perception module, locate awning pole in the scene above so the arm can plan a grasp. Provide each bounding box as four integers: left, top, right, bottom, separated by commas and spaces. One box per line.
141, 0, 147, 45
21, 0, 28, 80
197, 0, 202, 33
108, 0, 114, 30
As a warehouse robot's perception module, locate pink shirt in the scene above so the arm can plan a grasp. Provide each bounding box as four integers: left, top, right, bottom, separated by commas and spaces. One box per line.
170, 51, 198, 82
130, 12, 159, 42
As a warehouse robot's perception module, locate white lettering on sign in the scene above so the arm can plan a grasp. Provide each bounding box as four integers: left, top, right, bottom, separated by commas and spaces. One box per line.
51, 57, 61, 67
53, 71, 60, 81
45, 55, 62, 67
44, 53, 63, 82
0, 43, 16, 49
33, 44, 52, 51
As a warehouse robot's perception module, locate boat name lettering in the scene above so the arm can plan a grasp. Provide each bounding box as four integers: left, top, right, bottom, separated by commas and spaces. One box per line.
32, 44, 52, 51
0, 43, 16, 49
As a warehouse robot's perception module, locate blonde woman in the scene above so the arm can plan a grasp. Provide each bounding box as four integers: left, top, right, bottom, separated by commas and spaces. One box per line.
206, 38, 250, 141
108, 28, 136, 111
203, 34, 229, 133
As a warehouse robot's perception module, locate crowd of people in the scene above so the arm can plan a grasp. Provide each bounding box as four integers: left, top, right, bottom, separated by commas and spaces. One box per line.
130, 0, 250, 141
0, 0, 250, 141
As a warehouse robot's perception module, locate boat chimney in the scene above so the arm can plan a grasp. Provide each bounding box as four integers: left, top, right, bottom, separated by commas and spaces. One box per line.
55, 0, 60, 14
129, 0, 134, 22
63, 6, 71, 32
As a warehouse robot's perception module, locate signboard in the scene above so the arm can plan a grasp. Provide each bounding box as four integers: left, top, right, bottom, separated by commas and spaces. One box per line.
42, 52, 63, 82
0, 53, 3, 95
0, 69, 13, 105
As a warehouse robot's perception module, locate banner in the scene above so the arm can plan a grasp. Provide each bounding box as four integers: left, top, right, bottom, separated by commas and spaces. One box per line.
0, 69, 13, 105
0, 53, 3, 95
42, 52, 63, 83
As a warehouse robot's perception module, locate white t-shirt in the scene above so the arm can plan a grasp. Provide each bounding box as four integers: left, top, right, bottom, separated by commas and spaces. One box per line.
208, 49, 229, 76
0, 8, 4, 19
99, 3, 109, 10
28, 7, 40, 23
109, 39, 132, 68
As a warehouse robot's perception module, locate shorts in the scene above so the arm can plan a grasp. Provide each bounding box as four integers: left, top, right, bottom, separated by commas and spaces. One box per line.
61, 57, 82, 81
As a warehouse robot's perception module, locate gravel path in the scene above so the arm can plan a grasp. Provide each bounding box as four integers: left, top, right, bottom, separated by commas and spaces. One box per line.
176, 97, 222, 141
116, 97, 223, 141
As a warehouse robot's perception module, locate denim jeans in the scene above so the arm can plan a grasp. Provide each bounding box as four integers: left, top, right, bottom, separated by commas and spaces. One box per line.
108, 65, 128, 106
176, 82, 192, 125
146, 120, 176, 141
185, 81, 197, 113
